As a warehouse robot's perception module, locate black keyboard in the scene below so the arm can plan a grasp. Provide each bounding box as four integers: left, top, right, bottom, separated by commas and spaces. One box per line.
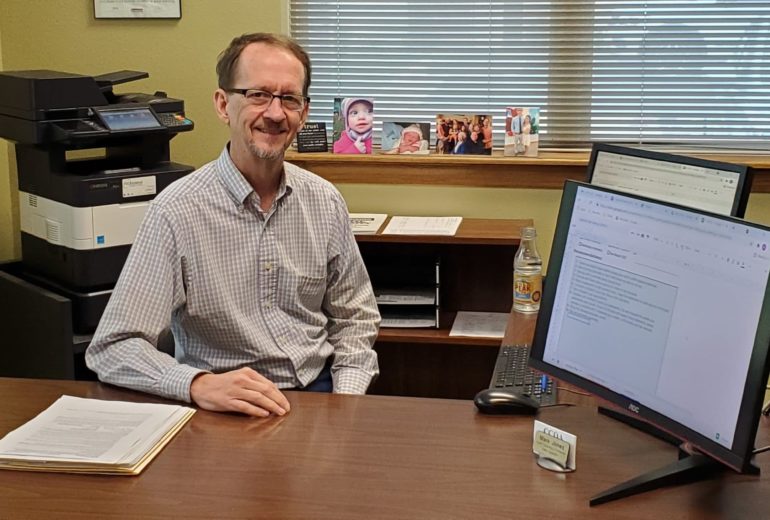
490, 344, 557, 405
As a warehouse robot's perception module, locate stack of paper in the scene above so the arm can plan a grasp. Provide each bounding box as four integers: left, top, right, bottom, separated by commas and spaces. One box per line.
0, 396, 195, 475
349, 213, 388, 234
382, 216, 462, 236
374, 287, 436, 305
380, 311, 438, 328
449, 311, 510, 338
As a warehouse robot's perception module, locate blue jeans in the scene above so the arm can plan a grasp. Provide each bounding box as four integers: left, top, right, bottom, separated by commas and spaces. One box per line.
297, 360, 332, 393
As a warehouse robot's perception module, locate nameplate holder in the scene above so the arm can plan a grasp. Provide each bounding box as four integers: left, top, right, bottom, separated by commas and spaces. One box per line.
533, 420, 577, 473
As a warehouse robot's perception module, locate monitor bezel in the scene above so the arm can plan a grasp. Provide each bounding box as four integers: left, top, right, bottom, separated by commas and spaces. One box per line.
529, 180, 770, 473
586, 143, 753, 218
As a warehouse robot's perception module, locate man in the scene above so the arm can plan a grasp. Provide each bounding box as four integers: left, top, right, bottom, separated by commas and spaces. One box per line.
86, 33, 380, 418
507, 107, 524, 154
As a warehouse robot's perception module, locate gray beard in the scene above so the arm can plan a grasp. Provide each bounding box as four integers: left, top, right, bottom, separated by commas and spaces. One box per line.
248, 142, 285, 162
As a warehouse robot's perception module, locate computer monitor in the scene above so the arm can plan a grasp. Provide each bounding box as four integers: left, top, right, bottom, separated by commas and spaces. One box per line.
529, 181, 770, 505
587, 143, 753, 218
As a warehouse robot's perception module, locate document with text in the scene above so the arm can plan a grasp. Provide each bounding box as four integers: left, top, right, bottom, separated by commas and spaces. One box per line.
449, 311, 510, 338
0, 395, 195, 475
349, 213, 388, 234
382, 216, 462, 236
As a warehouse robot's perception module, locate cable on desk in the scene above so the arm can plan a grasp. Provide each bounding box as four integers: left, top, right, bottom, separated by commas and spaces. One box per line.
753, 445, 770, 455
556, 386, 592, 396
539, 403, 576, 409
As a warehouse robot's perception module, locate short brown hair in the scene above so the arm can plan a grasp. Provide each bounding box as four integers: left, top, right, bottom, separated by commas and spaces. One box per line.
216, 33, 311, 96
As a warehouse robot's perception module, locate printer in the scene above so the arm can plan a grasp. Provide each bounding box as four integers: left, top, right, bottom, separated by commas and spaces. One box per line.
0, 69, 195, 289
0, 69, 193, 379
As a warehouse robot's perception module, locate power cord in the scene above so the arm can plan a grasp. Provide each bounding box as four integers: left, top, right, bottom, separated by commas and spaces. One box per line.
753, 445, 770, 455
539, 403, 576, 409
556, 386, 592, 396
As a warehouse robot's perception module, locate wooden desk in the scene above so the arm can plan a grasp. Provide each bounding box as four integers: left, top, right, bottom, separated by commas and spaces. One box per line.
1, 377, 769, 519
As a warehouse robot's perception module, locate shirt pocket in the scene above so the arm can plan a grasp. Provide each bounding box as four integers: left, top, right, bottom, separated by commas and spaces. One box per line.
296, 273, 327, 311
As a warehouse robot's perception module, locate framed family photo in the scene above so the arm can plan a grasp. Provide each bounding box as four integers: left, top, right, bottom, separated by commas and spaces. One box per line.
435, 114, 492, 155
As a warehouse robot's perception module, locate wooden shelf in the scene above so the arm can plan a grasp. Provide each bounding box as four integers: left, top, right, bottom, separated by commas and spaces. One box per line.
377, 316, 502, 347
358, 217, 525, 398
356, 217, 528, 245
286, 150, 770, 191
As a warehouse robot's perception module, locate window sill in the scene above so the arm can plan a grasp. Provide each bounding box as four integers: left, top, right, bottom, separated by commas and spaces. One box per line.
285, 150, 770, 192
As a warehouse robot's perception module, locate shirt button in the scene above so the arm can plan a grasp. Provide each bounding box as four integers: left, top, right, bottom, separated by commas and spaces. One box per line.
265, 263, 273, 271
263, 302, 272, 309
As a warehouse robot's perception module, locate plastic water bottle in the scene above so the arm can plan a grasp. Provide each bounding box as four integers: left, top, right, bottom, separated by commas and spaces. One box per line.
513, 226, 542, 313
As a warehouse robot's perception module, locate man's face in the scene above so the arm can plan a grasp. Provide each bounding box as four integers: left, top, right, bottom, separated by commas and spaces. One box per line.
215, 43, 308, 162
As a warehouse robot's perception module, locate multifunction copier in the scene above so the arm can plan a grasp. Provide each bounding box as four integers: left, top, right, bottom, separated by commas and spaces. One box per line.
0, 69, 194, 288
0, 69, 193, 378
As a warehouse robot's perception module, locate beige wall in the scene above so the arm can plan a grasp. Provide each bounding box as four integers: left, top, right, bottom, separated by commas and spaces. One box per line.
0, 0, 285, 260
0, 3, 16, 261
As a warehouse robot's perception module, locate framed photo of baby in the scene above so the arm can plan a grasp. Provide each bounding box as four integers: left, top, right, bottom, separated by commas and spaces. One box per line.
382, 122, 430, 154
435, 114, 492, 155
333, 97, 374, 154
504, 106, 540, 157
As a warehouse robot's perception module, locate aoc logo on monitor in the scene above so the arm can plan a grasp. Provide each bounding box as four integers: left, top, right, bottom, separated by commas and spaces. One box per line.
627, 403, 640, 414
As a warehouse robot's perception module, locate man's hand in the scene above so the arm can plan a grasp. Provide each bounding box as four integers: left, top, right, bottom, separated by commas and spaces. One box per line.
190, 368, 291, 417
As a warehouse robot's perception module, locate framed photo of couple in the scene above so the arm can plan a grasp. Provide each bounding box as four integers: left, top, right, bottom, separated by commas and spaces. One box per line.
504, 107, 540, 157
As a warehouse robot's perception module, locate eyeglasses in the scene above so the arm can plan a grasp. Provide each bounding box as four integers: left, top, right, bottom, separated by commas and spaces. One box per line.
224, 88, 309, 112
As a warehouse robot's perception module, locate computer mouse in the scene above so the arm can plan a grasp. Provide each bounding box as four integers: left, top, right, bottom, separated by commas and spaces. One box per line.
473, 388, 540, 415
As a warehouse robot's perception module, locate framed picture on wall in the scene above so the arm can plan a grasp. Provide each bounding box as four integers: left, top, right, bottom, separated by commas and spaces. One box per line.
94, 0, 182, 19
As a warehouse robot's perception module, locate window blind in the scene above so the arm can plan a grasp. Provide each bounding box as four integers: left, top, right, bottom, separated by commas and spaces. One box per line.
289, 1, 770, 150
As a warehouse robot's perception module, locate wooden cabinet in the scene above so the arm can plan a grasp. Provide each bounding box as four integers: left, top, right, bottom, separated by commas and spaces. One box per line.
356, 218, 533, 399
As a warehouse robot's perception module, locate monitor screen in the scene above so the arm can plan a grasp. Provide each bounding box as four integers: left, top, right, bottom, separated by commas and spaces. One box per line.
94, 107, 162, 131
529, 181, 770, 475
587, 143, 752, 218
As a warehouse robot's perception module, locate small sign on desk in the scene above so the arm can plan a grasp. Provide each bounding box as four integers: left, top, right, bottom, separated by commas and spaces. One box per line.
533, 420, 577, 473
296, 122, 328, 152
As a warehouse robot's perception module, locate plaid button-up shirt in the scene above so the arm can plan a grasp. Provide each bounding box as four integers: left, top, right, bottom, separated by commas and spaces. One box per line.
86, 147, 380, 401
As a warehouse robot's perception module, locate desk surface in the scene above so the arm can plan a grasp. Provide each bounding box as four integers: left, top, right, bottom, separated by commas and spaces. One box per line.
2, 314, 770, 518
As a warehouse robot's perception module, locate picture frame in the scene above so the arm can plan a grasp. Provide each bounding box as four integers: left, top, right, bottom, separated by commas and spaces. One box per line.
94, 0, 182, 19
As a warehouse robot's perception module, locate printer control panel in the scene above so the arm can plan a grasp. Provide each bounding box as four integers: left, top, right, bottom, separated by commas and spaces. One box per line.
156, 112, 193, 130
0, 69, 195, 145
92, 105, 193, 134
49, 106, 193, 143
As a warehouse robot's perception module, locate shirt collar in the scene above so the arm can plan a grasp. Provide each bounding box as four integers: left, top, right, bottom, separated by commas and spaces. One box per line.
216, 145, 293, 208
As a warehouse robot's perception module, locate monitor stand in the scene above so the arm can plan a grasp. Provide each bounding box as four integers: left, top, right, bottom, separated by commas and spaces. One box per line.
591, 406, 760, 506
590, 449, 724, 506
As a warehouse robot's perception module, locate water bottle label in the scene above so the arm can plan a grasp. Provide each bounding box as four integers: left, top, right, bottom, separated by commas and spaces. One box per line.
514, 273, 542, 305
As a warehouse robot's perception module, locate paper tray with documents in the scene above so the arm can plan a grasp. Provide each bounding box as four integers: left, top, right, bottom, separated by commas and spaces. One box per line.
380, 308, 439, 328
375, 287, 437, 306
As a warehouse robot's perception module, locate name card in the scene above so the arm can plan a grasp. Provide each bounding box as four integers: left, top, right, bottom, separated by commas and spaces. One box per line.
533, 420, 577, 472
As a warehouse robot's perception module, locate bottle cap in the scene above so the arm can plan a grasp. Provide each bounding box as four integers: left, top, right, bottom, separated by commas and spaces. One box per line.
521, 226, 537, 239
